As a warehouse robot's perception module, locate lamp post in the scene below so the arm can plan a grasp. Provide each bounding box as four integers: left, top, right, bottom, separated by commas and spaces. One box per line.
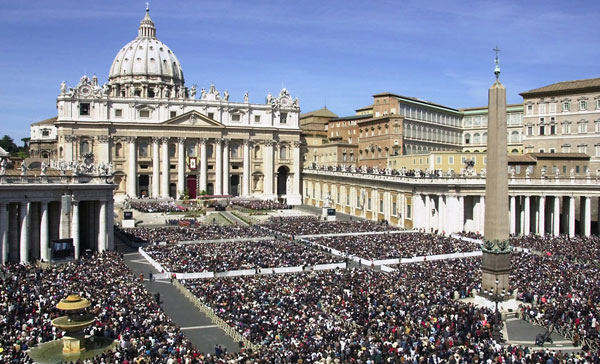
483, 278, 506, 342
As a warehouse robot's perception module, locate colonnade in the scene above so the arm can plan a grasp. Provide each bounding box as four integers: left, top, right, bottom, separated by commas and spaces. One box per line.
0, 197, 113, 264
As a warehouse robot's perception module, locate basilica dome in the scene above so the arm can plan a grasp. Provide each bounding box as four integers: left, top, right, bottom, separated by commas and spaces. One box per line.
108, 8, 184, 90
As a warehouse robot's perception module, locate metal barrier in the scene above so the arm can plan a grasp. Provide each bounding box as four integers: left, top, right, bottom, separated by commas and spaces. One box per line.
522, 312, 599, 351
172, 280, 261, 352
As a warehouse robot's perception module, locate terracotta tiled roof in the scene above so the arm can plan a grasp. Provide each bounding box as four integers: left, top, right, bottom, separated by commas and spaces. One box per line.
520, 77, 600, 96
300, 108, 338, 119
31, 116, 58, 126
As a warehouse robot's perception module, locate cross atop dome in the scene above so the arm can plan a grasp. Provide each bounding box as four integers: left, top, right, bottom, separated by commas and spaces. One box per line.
493, 46, 501, 81
138, 3, 156, 38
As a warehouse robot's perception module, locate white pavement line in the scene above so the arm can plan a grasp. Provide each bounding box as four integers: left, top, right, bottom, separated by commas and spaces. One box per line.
507, 340, 573, 345
131, 259, 151, 264
123, 253, 139, 256
180, 325, 218, 331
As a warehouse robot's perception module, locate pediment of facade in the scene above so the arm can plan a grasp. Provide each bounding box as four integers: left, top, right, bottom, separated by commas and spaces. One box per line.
162, 111, 224, 128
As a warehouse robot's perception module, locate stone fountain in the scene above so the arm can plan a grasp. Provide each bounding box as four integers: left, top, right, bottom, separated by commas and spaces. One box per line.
27, 294, 117, 364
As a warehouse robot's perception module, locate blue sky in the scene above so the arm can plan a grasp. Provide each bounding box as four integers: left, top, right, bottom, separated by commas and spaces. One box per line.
0, 0, 598, 141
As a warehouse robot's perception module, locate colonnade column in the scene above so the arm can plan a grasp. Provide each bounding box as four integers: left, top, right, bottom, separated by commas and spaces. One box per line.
263, 140, 274, 197
40, 201, 49, 262
538, 196, 545, 235
438, 195, 446, 233
523, 196, 530, 235
509, 196, 516, 235
582, 197, 591, 237
160, 137, 170, 197
199, 138, 208, 193
425, 194, 431, 232
151, 138, 160, 198
0, 203, 7, 264
126, 136, 137, 197
553, 196, 560, 236
457, 196, 464, 233
479, 196, 485, 235
242, 139, 251, 196
19, 202, 29, 263
70, 200, 79, 259
98, 201, 106, 252
222, 140, 230, 195
568, 196, 576, 237
177, 138, 186, 198
106, 199, 114, 251
215, 139, 223, 195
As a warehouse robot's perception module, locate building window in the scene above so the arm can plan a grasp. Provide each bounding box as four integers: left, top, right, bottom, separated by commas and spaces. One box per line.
562, 123, 571, 134
379, 199, 384, 213
392, 202, 397, 216
526, 104, 533, 115
580, 100, 588, 111
549, 103, 557, 114
539, 125, 545, 135
368, 197, 372, 210
254, 115, 261, 123
115, 109, 122, 117
550, 124, 556, 135
169, 143, 176, 158
208, 112, 214, 119
527, 126, 533, 136
538, 103, 546, 114
41, 129, 50, 137
578, 122, 588, 133
448, 156, 454, 164
596, 121, 600, 133
464, 133, 471, 144
115, 143, 122, 157
80, 141, 90, 154
170, 111, 177, 118
139, 110, 150, 118
597, 100, 600, 110
80, 103, 90, 116
436, 156, 441, 164
595, 144, 600, 157
139, 142, 148, 157
280, 113, 287, 124
562, 102, 570, 112
578, 144, 588, 154
231, 114, 241, 122
279, 145, 287, 159
562, 145, 571, 153
187, 142, 196, 157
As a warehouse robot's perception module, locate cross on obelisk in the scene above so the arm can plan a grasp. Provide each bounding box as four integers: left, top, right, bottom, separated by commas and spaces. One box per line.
146, 2, 150, 11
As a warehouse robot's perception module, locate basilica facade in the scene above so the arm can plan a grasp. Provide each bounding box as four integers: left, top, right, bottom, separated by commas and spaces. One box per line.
29, 8, 302, 204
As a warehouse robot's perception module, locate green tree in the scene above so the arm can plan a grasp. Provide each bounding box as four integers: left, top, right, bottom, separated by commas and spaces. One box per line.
0, 135, 18, 153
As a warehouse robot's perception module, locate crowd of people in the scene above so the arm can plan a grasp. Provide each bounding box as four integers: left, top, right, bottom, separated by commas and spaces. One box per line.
144, 239, 340, 273
127, 199, 184, 213
309, 232, 480, 260
232, 200, 290, 211
509, 234, 600, 262
117, 225, 268, 244
265, 216, 396, 236
183, 258, 595, 363
0, 251, 259, 363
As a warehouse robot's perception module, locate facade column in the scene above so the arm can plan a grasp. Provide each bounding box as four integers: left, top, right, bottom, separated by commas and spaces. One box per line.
523, 196, 531, 235
538, 196, 545, 235
568, 196, 576, 237
215, 139, 223, 195
19, 202, 29, 263
199, 138, 208, 193
152, 137, 160, 198
177, 137, 186, 198
126, 136, 137, 197
263, 140, 274, 197
71, 200, 79, 259
509, 196, 516, 235
553, 196, 560, 236
291, 141, 302, 204
39, 201, 49, 262
222, 140, 230, 195
583, 197, 591, 237
160, 137, 170, 197
98, 201, 106, 252
242, 139, 251, 196
0, 203, 7, 264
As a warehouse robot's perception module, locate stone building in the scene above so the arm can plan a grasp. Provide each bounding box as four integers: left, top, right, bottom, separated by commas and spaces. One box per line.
460, 104, 524, 154
29, 7, 302, 204
520, 77, 600, 174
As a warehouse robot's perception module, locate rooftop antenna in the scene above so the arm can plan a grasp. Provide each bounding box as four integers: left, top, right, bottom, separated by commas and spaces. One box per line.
493, 45, 501, 80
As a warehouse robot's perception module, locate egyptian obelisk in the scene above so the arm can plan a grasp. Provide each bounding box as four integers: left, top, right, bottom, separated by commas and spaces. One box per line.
481, 48, 511, 295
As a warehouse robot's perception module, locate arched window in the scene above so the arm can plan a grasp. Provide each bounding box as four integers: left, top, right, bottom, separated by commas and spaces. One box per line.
473, 133, 481, 144
115, 143, 122, 157
511, 130, 520, 143
482, 132, 488, 144
80, 141, 90, 154
464, 133, 471, 144
59, 147, 64, 158
279, 145, 287, 159
139, 141, 148, 157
